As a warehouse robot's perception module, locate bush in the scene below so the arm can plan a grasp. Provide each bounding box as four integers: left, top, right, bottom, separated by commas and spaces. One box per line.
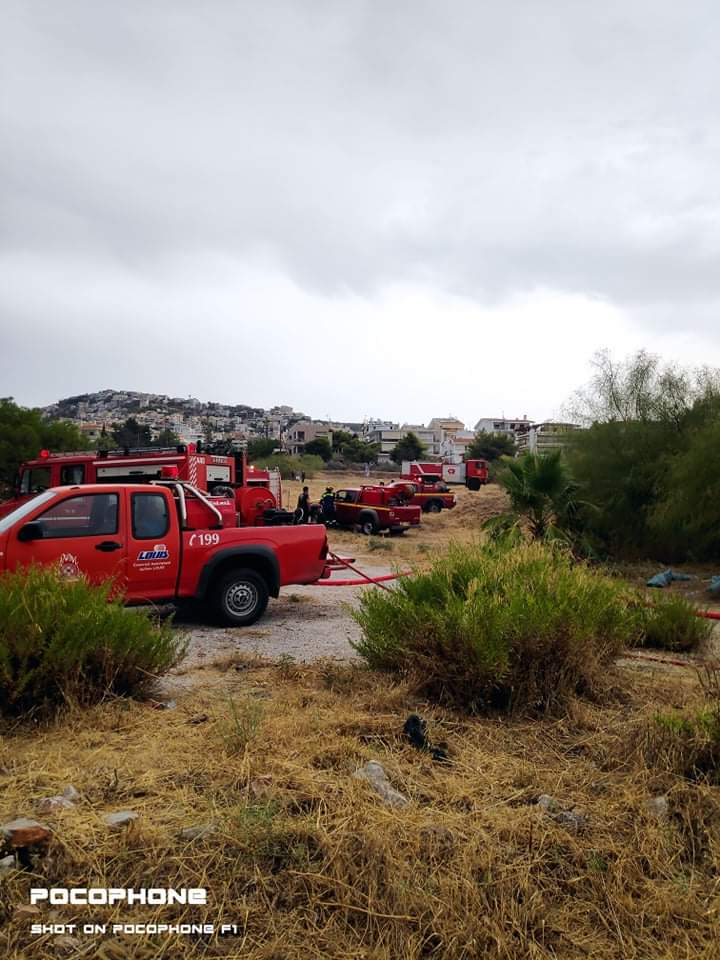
252, 454, 324, 479
639, 594, 713, 652
352, 541, 641, 714
0, 566, 186, 717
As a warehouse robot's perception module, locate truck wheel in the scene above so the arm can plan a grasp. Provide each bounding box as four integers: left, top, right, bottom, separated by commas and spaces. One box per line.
427, 500, 442, 513
359, 513, 379, 535
467, 479, 481, 491
212, 568, 269, 627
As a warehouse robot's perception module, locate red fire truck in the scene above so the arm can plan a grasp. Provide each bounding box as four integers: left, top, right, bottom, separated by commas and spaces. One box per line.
398, 480, 456, 513
323, 484, 421, 535
0, 481, 330, 626
0, 444, 284, 526
401, 458, 489, 490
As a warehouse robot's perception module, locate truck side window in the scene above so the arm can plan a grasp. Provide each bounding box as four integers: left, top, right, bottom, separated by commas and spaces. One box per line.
60, 465, 85, 485
36, 493, 119, 538
132, 493, 169, 540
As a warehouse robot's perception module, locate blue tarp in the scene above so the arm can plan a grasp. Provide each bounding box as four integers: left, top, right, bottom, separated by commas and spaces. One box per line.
709, 575, 720, 596
646, 569, 693, 588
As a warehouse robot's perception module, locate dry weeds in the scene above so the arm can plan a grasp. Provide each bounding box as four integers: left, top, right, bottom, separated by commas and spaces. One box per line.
285, 471, 509, 568
1, 658, 719, 959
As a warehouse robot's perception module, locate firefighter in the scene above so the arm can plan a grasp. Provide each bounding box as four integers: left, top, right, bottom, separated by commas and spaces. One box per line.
320, 486, 336, 524
295, 486, 311, 524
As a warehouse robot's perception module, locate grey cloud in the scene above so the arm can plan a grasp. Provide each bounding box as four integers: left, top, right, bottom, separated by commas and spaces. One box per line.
2, 0, 720, 410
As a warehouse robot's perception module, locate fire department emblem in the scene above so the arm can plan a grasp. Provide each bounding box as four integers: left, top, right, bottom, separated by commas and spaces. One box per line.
58, 553, 81, 579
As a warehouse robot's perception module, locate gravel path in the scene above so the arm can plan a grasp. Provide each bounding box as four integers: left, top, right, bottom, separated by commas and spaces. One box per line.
171, 564, 395, 673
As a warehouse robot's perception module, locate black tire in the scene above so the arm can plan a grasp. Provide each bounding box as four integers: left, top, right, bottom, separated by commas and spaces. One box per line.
211, 568, 269, 627
359, 512, 379, 535
426, 500, 442, 514
467, 478, 481, 491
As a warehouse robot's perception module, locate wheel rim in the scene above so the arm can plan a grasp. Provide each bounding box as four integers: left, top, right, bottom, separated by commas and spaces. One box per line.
429, 503, 441, 513
225, 581, 258, 616
362, 522, 373, 534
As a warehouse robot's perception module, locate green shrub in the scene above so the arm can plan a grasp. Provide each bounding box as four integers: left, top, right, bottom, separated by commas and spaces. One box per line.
252, 454, 324, 479
639, 594, 713, 652
352, 541, 641, 714
0, 566, 186, 717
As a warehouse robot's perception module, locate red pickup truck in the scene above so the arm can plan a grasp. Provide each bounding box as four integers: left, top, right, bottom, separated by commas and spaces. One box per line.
0, 482, 329, 626
327, 484, 421, 535
390, 480, 456, 513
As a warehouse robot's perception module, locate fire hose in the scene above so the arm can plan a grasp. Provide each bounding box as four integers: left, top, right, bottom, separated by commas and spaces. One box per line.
315, 552, 412, 590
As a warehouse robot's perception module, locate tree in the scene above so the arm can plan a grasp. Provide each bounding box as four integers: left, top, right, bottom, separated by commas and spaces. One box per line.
153, 428, 181, 447
390, 431, 426, 464
467, 431, 516, 461
331, 429, 354, 451
112, 418, 152, 448
493, 451, 582, 541
0, 398, 85, 486
563, 349, 720, 559
247, 438, 277, 460
340, 437, 380, 463
304, 437, 333, 461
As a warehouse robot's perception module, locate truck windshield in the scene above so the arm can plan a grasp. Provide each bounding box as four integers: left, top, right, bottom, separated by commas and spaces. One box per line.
0, 490, 57, 535
20, 467, 52, 494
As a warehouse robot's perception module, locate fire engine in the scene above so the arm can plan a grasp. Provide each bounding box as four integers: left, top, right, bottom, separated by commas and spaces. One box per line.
401, 457, 489, 490
0, 481, 330, 626
0, 444, 284, 526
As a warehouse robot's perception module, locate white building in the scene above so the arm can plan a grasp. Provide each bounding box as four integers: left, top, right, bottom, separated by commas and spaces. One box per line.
473, 416, 532, 437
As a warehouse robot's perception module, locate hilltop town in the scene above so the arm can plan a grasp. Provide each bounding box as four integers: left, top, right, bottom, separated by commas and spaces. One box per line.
41, 389, 577, 460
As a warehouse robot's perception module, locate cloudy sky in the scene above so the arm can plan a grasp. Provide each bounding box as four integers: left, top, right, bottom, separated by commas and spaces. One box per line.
2, 1, 719, 425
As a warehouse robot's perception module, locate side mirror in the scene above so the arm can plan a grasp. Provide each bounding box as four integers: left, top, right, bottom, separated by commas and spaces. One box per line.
18, 521, 43, 542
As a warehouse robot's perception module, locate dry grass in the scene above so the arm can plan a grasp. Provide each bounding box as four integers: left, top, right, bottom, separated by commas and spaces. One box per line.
1, 657, 719, 959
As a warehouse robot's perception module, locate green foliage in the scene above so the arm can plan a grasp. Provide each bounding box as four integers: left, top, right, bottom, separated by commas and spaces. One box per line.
0, 397, 85, 487
491, 451, 583, 541
252, 453, 324, 479
247, 437, 278, 460
566, 350, 720, 560
639, 594, 713, 652
352, 541, 639, 714
153, 428, 181, 447
648, 419, 720, 559
0, 566, 186, 717
467, 431, 515, 461
303, 437, 333, 461
331, 429, 354, 451
111, 417, 152, 448
390, 431, 426, 464
340, 436, 380, 463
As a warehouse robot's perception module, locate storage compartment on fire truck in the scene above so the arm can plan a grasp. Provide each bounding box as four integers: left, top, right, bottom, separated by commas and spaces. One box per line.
183, 494, 237, 529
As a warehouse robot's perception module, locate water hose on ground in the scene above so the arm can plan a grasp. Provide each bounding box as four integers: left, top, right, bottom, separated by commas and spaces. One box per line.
315, 552, 411, 590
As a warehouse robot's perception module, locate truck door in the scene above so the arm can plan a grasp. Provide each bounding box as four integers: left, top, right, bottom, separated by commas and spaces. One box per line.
126, 490, 180, 601
6, 490, 127, 586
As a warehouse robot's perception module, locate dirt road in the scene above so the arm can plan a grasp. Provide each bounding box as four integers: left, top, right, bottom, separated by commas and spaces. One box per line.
173, 563, 397, 671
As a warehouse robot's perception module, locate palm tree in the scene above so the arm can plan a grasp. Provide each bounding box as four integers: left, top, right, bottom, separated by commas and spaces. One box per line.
498, 451, 581, 540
